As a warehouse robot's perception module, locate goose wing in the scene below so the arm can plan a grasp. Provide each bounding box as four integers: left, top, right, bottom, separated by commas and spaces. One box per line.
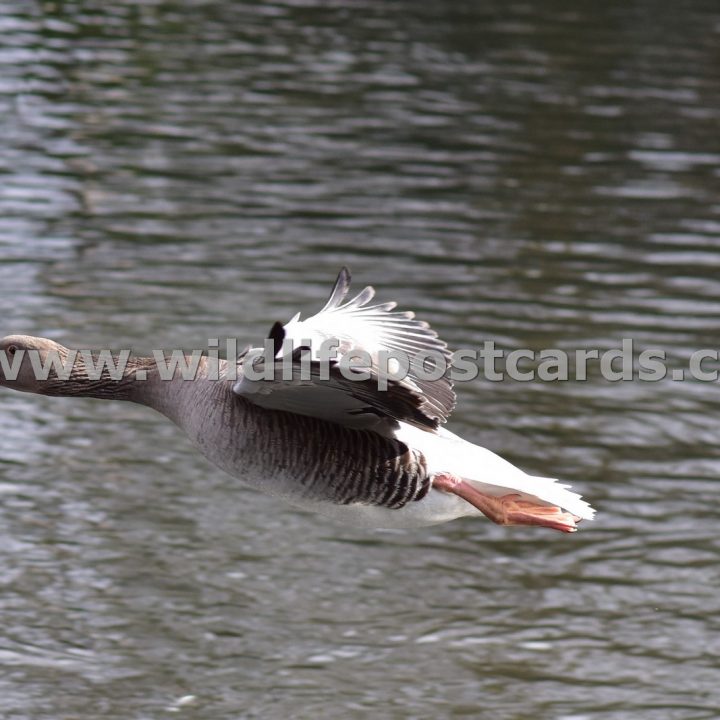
232, 267, 455, 432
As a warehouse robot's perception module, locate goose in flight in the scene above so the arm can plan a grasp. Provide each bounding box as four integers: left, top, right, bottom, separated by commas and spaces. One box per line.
0, 268, 594, 533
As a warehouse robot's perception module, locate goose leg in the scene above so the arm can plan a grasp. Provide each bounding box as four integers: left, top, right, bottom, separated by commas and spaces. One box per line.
431, 472, 580, 533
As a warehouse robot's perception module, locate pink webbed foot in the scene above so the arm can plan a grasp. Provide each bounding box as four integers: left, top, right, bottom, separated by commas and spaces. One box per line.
497, 495, 581, 533
432, 472, 581, 534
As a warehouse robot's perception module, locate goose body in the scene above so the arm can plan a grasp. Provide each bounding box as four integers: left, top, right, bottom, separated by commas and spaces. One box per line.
0, 269, 595, 533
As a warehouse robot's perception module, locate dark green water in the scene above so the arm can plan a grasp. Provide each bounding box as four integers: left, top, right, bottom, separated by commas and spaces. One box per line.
1, 1, 720, 718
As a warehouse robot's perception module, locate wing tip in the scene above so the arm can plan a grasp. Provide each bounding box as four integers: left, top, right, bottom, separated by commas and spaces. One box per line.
321, 267, 353, 312
321, 267, 379, 312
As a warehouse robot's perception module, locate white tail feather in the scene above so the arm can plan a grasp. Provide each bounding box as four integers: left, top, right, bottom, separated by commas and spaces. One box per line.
462, 474, 596, 521
398, 424, 596, 522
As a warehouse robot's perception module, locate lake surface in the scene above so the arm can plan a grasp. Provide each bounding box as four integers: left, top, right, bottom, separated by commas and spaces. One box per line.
1, 1, 720, 718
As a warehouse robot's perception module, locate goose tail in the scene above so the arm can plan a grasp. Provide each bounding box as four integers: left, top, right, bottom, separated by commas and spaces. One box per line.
459, 473, 596, 522
431, 471, 595, 533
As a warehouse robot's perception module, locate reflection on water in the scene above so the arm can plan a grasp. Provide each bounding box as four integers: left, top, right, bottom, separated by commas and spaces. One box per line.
1, 1, 720, 717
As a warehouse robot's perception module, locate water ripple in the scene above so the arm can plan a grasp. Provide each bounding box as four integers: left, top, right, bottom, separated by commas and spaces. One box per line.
1, 0, 720, 718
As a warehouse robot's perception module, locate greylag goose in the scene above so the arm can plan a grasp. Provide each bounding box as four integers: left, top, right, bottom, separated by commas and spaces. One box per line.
0, 269, 594, 533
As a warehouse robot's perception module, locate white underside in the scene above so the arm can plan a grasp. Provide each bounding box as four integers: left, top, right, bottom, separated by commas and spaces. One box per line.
290, 485, 480, 529
288, 423, 596, 529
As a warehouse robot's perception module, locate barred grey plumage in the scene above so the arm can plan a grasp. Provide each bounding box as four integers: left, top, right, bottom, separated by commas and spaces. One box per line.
0, 269, 595, 534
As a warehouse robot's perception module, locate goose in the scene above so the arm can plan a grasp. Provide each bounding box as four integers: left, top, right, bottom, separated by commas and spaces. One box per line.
0, 268, 594, 533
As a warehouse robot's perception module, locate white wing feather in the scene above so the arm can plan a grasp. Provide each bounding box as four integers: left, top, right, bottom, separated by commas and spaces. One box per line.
233, 268, 455, 431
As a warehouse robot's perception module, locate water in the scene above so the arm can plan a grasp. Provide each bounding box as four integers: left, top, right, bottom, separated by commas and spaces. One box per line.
1, 1, 720, 717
